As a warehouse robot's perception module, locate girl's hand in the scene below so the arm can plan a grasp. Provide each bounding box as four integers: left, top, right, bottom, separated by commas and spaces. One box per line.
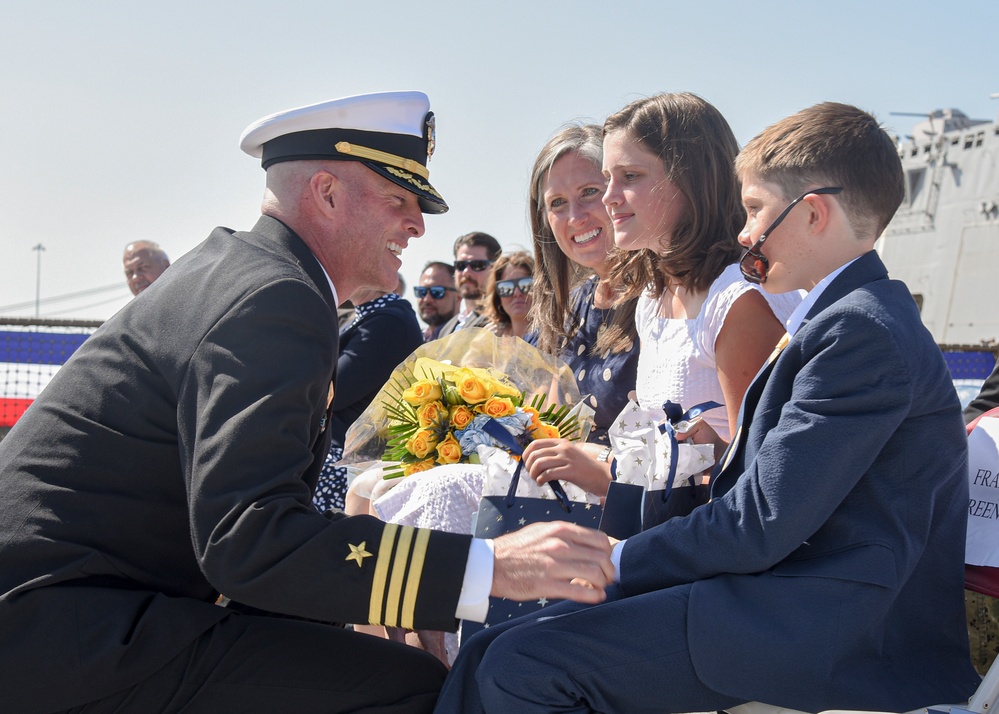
522, 438, 613, 497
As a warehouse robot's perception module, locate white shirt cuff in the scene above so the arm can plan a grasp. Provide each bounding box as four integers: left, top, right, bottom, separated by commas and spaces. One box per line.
611, 539, 625, 582
455, 538, 494, 622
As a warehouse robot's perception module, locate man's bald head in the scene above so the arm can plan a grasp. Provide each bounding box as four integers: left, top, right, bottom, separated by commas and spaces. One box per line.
123, 241, 170, 296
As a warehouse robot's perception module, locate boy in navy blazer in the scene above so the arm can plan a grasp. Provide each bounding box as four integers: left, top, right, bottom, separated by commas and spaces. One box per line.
435, 103, 980, 713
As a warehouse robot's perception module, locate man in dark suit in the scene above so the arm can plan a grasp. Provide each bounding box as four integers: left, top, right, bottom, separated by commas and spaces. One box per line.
435, 103, 980, 713
0, 91, 613, 713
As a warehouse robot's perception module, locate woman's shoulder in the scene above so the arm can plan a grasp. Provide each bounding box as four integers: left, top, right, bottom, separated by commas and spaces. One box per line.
706, 263, 753, 300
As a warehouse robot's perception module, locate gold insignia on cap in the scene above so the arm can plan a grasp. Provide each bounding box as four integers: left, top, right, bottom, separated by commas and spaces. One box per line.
346, 541, 373, 567
334, 141, 429, 179
384, 166, 444, 200
424, 112, 436, 160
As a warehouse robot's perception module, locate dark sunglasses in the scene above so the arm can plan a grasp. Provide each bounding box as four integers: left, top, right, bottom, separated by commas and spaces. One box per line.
739, 187, 843, 284
413, 285, 456, 299
454, 259, 493, 272
495, 276, 534, 297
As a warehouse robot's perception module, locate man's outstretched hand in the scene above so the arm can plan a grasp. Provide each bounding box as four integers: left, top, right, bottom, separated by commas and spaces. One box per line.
491, 522, 615, 604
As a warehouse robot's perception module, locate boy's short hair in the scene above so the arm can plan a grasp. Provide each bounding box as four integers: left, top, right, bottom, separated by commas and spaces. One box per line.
736, 102, 904, 239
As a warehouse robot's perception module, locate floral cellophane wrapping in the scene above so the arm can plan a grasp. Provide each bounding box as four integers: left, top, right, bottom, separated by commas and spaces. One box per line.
340, 327, 591, 480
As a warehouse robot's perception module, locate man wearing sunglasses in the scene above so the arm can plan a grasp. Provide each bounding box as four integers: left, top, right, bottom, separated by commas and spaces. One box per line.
436, 230, 502, 338
415, 261, 459, 340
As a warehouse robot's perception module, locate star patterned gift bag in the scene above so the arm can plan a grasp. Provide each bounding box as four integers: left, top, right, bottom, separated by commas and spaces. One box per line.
600, 400, 717, 535
460, 444, 604, 646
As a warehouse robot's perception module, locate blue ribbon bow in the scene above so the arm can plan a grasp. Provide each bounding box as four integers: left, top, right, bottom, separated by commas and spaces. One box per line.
481, 418, 574, 513
655, 400, 723, 504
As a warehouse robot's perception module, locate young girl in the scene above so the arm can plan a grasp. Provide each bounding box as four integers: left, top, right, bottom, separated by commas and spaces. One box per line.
524, 92, 801, 495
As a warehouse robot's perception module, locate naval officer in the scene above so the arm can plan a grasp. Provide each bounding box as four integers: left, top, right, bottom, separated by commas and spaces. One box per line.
0, 91, 613, 713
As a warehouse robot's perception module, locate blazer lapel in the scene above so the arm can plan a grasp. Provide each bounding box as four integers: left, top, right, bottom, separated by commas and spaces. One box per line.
716, 332, 791, 476
711, 250, 891, 494
798, 250, 889, 332
236, 216, 340, 483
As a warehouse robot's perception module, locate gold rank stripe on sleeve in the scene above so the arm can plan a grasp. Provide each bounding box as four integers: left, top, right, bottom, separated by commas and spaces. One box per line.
401, 529, 430, 630
367, 523, 432, 628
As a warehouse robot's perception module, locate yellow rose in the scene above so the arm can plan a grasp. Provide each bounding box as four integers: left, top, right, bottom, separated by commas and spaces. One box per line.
530, 423, 561, 440
416, 400, 447, 428
404, 458, 437, 477
402, 380, 443, 407
452, 368, 493, 404
436, 432, 463, 465
478, 396, 517, 418
449, 404, 475, 430
406, 428, 439, 459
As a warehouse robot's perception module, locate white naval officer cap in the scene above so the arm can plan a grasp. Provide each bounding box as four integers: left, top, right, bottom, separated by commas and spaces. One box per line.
239, 90, 447, 214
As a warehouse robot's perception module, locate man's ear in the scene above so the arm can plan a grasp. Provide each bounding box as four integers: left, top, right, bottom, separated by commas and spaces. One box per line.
310, 170, 340, 218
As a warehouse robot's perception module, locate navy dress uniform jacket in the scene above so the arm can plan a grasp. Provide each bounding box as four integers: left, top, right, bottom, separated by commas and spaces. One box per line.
619, 251, 980, 711
0, 216, 471, 712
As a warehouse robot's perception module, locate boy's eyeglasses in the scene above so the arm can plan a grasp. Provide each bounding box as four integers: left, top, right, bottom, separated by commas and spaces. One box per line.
740, 186, 843, 285
454, 259, 493, 272
413, 285, 457, 299
495, 276, 534, 297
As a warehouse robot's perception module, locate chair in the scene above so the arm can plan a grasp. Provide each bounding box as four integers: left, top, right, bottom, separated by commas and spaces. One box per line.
727, 406, 999, 714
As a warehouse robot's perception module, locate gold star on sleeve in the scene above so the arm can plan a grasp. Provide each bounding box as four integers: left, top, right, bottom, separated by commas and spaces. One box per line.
346, 541, 373, 567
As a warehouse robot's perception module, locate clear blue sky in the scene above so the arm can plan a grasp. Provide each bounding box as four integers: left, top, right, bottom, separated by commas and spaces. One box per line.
2, 0, 997, 320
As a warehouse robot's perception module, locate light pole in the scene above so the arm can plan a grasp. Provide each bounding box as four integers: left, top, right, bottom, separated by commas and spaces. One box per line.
32, 243, 45, 318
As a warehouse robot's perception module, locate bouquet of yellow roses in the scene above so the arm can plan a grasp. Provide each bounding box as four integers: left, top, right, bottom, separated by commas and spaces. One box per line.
340, 328, 591, 478
383, 362, 580, 478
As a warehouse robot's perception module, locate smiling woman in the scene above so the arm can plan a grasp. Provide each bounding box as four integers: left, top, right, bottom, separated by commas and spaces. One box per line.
527, 123, 640, 446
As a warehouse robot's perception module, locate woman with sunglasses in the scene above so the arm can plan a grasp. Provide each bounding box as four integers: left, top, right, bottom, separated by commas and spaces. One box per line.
526, 93, 802, 500
481, 251, 535, 339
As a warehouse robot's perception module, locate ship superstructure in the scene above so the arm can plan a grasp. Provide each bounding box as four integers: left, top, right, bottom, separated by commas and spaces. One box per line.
877, 107, 999, 346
